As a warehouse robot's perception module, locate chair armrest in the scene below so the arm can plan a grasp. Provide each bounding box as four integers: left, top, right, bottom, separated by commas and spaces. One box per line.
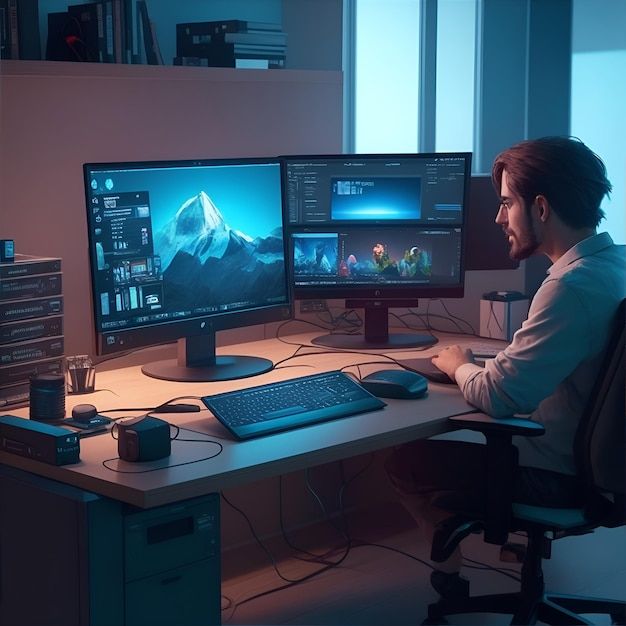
449, 412, 545, 437
447, 412, 544, 545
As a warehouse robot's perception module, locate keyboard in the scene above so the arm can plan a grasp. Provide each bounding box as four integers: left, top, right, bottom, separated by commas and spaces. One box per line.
468, 342, 508, 359
202, 371, 386, 440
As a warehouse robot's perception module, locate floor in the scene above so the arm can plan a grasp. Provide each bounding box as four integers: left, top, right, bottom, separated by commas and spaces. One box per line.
220, 502, 626, 626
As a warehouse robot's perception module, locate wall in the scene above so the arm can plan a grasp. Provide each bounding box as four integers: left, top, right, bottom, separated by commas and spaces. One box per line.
0, 61, 343, 357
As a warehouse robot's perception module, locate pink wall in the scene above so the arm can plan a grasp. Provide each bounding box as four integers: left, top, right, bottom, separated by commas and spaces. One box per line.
0, 61, 343, 356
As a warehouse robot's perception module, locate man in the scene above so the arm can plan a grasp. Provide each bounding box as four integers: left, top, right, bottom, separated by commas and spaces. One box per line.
386, 136, 626, 598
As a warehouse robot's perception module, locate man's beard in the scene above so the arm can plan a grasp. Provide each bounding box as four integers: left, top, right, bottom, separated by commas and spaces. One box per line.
505, 211, 540, 261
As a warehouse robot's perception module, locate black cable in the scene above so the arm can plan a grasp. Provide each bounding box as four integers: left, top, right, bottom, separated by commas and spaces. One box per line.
220, 491, 351, 589
98, 394, 203, 415
462, 556, 522, 582
278, 476, 346, 565
101, 424, 223, 473
222, 456, 381, 618
435, 299, 477, 336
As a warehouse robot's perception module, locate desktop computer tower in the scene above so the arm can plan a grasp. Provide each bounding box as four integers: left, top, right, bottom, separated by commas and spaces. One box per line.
0, 466, 220, 626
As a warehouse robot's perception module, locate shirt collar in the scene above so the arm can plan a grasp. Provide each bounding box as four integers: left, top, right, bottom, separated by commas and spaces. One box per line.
547, 232, 614, 275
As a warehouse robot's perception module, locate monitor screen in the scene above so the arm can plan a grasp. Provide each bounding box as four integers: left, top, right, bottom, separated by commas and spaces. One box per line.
283, 153, 471, 348
84, 157, 292, 382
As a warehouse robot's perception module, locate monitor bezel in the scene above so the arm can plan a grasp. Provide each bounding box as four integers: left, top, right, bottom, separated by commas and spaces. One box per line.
83, 156, 293, 358
280, 151, 472, 302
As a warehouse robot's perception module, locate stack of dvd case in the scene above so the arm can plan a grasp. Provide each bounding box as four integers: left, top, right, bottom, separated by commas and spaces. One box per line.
175, 20, 286, 69
0, 255, 64, 409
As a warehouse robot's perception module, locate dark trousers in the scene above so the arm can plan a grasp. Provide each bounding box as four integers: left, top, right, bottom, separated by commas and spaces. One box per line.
385, 439, 584, 515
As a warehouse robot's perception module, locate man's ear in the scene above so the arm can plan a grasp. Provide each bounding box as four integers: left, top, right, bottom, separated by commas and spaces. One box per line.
535, 194, 550, 222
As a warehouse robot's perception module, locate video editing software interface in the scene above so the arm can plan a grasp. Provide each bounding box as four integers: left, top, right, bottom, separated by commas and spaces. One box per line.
85, 159, 289, 348
284, 154, 468, 293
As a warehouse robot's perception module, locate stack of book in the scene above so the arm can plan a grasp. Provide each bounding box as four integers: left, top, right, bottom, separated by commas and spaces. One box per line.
46, 0, 158, 65
0, 255, 65, 410
175, 19, 286, 69
0, 0, 40, 60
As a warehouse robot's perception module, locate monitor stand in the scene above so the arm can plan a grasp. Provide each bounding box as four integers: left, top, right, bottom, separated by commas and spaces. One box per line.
311, 299, 438, 350
141, 334, 273, 382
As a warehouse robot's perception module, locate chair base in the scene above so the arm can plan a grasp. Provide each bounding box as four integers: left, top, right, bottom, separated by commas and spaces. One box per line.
426, 590, 626, 625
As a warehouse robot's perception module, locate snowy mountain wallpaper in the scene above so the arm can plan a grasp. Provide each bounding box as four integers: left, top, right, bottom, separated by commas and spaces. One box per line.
100, 162, 288, 311
153, 189, 287, 309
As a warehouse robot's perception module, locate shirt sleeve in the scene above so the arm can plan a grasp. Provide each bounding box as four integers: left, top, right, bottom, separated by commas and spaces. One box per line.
455, 278, 593, 417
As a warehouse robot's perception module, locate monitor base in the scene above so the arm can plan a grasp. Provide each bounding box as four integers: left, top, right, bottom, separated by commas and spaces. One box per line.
141, 355, 273, 382
311, 332, 438, 350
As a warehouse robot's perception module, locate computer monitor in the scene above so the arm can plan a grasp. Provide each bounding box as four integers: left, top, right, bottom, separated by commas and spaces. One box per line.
282, 152, 471, 349
83, 157, 292, 382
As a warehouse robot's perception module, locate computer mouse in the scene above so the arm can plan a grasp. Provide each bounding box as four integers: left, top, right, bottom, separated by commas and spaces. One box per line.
360, 369, 428, 399
66, 403, 112, 430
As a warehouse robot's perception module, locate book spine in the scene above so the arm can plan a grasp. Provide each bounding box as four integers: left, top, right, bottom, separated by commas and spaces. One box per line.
7, 0, 17, 59
133, 0, 141, 64
0, 257, 61, 279
0, 336, 64, 366
138, 0, 157, 64
0, 296, 63, 324
96, 1, 106, 62
0, 316, 64, 345
0, 0, 10, 59
0, 357, 64, 388
0, 274, 62, 302
122, 0, 132, 63
173, 56, 210, 67
113, 0, 123, 63
149, 18, 162, 64
0, 380, 30, 409
15, 0, 40, 59
104, 0, 114, 61
177, 20, 281, 35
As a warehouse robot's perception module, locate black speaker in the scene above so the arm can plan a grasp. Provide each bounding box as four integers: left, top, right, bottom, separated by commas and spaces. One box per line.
29, 373, 65, 422
116, 416, 171, 462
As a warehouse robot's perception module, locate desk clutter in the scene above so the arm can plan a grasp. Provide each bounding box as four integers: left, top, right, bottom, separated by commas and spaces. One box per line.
0, 253, 64, 409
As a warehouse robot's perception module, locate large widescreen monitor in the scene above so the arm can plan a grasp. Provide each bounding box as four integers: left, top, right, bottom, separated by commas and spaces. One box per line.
84, 157, 292, 382
282, 152, 472, 349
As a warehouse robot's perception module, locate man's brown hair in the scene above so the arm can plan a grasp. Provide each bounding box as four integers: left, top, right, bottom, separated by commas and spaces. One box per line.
492, 136, 611, 229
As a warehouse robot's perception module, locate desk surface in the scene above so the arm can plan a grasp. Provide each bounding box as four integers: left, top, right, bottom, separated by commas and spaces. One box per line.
0, 332, 504, 508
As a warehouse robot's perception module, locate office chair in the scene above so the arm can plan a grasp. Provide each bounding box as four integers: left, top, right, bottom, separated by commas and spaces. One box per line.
425, 298, 626, 625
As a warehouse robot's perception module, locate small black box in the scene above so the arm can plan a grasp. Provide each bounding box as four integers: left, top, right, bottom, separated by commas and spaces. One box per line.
0, 414, 80, 465
0, 240, 15, 263
117, 415, 171, 462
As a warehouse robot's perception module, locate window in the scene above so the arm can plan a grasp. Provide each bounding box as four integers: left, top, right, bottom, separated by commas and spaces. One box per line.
570, 0, 626, 244
353, 0, 421, 153
435, 0, 477, 154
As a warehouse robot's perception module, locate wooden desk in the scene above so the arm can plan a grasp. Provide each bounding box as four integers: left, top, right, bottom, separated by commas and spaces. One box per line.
0, 332, 504, 626
0, 332, 492, 508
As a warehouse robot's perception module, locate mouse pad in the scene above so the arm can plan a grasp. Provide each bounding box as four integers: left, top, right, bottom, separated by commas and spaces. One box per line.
397, 357, 455, 385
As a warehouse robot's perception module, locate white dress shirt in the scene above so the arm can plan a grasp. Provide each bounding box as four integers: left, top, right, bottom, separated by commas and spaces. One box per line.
455, 232, 626, 475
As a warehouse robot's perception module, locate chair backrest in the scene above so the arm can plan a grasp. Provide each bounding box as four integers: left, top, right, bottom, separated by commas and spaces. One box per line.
574, 299, 625, 499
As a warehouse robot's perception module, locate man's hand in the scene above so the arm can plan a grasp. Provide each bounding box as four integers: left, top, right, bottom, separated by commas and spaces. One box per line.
431, 345, 475, 382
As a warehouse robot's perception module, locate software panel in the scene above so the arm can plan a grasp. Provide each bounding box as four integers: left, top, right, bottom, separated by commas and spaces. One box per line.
283, 153, 472, 349
83, 158, 292, 382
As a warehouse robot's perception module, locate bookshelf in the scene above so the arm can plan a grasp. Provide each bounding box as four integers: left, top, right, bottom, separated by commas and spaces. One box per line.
2, 0, 343, 71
